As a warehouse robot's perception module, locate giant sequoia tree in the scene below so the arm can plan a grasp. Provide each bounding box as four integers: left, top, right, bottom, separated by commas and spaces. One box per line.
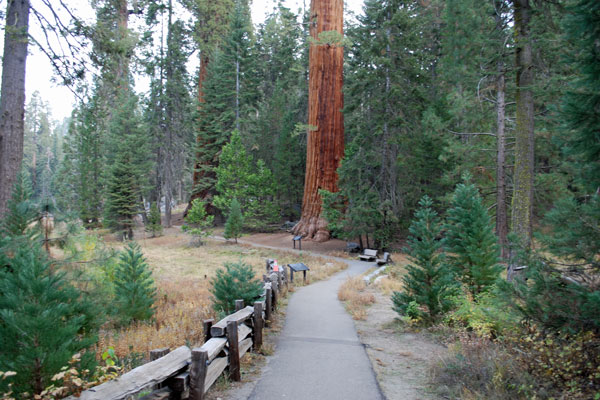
0, 0, 30, 218
292, 0, 345, 242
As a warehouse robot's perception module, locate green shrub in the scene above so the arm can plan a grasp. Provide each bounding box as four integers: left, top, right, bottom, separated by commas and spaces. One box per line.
114, 242, 156, 323
145, 202, 163, 237
210, 261, 263, 315
392, 196, 457, 323
445, 290, 520, 339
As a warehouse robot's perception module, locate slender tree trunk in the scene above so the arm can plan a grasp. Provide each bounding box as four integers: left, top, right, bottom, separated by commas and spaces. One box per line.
164, 0, 174, 228
511, 0, 535, 245
235, 58, 240, 132
0, 0, 30, 218
292, 0, 344, 242
495, 0, 509, 258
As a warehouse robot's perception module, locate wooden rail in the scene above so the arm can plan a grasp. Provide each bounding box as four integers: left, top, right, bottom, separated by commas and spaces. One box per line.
71, 269, 287, 400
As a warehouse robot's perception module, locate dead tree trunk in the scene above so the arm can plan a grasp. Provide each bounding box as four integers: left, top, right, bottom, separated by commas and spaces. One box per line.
0, 0, 30, 218
511, 0, 535, 245
292, 0, 344, 242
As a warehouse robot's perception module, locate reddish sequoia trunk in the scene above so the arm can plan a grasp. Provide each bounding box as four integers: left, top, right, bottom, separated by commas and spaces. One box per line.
188, 54, 214, 213
292, 0, 344, 242
0, 0, 30, 218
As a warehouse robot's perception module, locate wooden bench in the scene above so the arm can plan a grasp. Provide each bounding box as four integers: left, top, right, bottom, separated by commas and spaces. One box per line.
376, 252, 391, 266
359, 249, 378, 262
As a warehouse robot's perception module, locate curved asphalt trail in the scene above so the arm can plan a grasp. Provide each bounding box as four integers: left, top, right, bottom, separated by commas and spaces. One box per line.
233, 239, 385, 400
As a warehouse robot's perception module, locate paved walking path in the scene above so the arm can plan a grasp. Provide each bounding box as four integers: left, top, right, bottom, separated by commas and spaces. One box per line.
237, 240, 384, 400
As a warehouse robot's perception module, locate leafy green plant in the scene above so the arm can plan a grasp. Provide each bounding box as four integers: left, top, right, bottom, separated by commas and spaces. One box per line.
113, 242, 156, 324
183, 199, 214, 245
224, 198, 244, 243
145, 202, 163, 237
210, 261, 263, 315
392, 196, 457, 323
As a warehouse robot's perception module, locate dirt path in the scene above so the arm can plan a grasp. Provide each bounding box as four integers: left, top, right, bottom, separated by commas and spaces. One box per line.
355, 289, 447, 399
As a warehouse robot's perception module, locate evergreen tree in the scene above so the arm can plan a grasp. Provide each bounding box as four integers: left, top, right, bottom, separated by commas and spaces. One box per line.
104, 91, 149, 240
182, 199, 214, 245
210, 261, 263, 314
392, 196, 457, 323
1, 170, 38, 238
324, 0, 443, 246
444, 177, 502, 297
191, 0, 257, 207
0, 246, 100, 395
146, 202, 163, 238
249, 6, 306, 219
214, 130, 279, 230
224, 197, 243, 243
113, 242, 156, 324
560, 0, 600, 193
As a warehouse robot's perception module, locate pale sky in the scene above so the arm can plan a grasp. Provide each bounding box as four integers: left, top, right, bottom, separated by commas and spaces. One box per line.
10, 0, 364, 122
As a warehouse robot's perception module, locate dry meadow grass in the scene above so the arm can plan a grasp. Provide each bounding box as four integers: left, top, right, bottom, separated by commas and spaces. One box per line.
95, 227, 346, 365
338, 276, 376, 320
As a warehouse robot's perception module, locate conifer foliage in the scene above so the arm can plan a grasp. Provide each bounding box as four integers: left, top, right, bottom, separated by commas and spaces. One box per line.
113, 242, 156, 324
392, 196, 456, 323
146, 202, 163, 238
224, 197, 243, 243
445, 177, 502, 297
210, 261, 262, 314
0, 246, 100, 395
214, 130, 278, 229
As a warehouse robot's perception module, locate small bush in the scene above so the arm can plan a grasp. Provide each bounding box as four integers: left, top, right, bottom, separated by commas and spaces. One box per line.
505, 325, 600, 398
445, 290, 520, 339
114, 242, 156, 324
433, 331, 535, 400
210, 261, 263, 315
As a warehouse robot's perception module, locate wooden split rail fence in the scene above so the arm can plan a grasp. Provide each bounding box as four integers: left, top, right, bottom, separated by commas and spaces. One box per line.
71, 266, 288, 400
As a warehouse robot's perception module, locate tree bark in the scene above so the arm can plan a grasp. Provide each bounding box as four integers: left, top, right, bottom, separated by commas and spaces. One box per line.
511, 0, 535, 245
292, 0, 344, 242
0, 0, 30, 218
189, 53, 213, 212
495, 0, 509, 258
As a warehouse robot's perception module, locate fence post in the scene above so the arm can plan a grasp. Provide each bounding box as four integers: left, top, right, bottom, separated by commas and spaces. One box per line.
272, 279, 278, 310
265, 288, 272, 323
235, 299, 244, 312
203, 319, 214, 343
227, 320, 241, 381
189, 349, 208, 400
150, 348, 170, 361
253, 301, 263, 352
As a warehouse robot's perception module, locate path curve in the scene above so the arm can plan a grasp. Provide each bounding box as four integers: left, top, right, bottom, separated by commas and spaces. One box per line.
231, 237, 385, 400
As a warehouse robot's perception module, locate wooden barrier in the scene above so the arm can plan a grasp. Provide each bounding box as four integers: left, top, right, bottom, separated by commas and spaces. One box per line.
71, 267, 288, 400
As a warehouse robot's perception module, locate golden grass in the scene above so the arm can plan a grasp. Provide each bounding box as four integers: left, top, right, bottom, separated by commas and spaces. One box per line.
96, 279, 214, 363
94, 227, 346, 364
338, 276, 376, 320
